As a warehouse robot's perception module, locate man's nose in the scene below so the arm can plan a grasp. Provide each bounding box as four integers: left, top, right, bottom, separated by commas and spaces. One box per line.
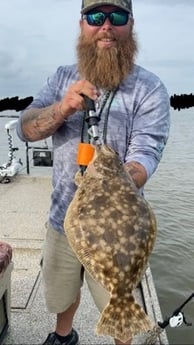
101, 18, 113, 30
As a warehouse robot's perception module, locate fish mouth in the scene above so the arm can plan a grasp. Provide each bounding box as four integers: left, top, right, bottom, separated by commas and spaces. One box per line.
96, 144, 116, 157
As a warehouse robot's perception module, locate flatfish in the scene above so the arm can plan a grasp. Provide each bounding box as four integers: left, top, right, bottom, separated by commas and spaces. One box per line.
64, 144, 157, 342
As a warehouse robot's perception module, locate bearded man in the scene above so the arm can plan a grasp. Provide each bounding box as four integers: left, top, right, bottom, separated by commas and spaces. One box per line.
17, 1, 170, 345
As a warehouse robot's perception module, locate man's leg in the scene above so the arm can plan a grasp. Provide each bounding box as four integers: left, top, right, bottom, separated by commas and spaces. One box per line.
41, 225, 83, 344
55, 292, 80, 336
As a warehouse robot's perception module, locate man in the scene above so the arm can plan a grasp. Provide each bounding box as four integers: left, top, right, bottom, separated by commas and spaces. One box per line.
17, 0, 170, 344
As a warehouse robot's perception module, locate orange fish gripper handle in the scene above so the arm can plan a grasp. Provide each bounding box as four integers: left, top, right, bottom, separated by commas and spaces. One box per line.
76, 143, 95, 166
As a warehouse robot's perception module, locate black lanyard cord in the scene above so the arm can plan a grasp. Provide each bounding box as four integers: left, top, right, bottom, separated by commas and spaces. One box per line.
81, 88, 117, 144
102, 88, 117, 144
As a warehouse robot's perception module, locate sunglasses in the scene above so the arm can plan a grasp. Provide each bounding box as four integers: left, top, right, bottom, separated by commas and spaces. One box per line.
83, 10, 130, 27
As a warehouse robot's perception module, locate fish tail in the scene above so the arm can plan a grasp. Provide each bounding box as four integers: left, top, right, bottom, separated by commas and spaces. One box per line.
96, 294, 153, 343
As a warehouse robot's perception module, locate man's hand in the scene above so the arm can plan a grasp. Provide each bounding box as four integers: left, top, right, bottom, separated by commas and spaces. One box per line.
59, 80, 99, 118
21, 80, 99, 142
124, 161, 147, 189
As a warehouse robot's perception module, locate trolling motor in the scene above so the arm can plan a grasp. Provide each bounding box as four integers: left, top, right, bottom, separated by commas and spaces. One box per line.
0, 120, 23, 183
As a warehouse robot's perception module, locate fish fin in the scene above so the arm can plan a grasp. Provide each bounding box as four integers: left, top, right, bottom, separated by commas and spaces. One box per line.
96, 294, 154, 342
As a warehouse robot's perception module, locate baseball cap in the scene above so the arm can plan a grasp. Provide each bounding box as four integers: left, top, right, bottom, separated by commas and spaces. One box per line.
81, 0, 133, 16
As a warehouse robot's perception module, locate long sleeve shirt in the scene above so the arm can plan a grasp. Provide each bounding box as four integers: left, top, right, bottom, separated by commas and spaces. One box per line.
17, 63, 170, 233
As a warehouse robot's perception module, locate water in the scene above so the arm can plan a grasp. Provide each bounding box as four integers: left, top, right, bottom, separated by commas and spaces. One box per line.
145, 109, 194, 344
0, 110, 194, 344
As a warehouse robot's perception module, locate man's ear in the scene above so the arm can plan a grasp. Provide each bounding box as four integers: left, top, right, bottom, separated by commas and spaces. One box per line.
79, 18, 83, 28
130, 18, 134, 27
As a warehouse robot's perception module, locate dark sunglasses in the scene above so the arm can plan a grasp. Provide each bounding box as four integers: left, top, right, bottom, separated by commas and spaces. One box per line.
83, 10, 130, 27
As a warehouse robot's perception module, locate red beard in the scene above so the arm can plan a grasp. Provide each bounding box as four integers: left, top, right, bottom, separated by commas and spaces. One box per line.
77, 30, 138, 90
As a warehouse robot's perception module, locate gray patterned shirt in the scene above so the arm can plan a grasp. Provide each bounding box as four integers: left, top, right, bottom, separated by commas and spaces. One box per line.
17, 63, 170, 233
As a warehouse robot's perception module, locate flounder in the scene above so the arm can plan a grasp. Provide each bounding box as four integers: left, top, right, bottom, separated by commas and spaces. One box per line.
64, 144, 157, 342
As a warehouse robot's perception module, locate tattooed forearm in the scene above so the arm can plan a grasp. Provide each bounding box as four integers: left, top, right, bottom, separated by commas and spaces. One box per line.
21, 103, 66, 142
124, 161, 147, 189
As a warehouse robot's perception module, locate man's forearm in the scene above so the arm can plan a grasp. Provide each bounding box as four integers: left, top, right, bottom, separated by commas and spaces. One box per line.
21, 103, 67, 142
124, 161, 147, 189
20, 80, 99, 142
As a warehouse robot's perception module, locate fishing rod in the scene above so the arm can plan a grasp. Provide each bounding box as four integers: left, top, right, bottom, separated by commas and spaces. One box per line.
158, 292, 194, 329
145, 292, 194, 344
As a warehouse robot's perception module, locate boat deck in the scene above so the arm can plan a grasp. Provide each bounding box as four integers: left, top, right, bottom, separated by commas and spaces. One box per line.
0, 175, 168, 344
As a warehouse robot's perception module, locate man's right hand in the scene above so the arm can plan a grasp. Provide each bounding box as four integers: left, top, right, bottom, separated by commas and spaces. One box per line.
20, 80, 99, 142
58, 80, 99, 119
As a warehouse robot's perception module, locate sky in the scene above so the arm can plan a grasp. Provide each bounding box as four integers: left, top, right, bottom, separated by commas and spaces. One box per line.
0, 0, 193, 99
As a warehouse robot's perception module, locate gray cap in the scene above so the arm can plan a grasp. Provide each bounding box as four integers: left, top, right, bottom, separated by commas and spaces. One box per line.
81, 0, 133, 16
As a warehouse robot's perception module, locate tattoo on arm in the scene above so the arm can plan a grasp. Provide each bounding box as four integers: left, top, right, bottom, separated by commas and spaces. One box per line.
21, 103, 65, 142
124, 161, 147, 189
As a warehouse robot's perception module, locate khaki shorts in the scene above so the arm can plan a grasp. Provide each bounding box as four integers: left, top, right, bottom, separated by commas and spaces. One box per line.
41, 224, 110, 313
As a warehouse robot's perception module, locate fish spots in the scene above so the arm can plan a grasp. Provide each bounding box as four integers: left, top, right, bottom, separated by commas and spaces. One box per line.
113, 252, 128, 270
64, 144, 157, 342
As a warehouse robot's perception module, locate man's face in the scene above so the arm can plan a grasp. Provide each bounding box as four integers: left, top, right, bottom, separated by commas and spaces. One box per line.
77, 5, 137, 90
80, 5, 134, 49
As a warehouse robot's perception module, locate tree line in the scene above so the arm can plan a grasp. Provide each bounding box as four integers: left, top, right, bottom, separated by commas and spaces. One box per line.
0, 94, 194, 112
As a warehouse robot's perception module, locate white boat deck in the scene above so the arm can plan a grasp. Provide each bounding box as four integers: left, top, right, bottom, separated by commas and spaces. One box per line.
0, 175, 169, 344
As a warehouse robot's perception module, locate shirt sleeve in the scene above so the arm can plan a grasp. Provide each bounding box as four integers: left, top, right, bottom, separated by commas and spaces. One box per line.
125, 80, 170, 180
16, 66, 64, 142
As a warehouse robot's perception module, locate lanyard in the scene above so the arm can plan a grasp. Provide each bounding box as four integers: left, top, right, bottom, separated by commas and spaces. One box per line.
77, 88, 117, 173
81, 88, 117, 145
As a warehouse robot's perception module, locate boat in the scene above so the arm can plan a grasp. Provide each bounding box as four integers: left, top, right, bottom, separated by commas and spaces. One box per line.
0, 115, 169, 344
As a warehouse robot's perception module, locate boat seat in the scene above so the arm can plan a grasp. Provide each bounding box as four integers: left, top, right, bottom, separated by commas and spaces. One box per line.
0, 241, 13, 343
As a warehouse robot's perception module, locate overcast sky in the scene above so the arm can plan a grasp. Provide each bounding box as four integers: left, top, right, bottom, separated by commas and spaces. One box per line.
0, 0, 193, 99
